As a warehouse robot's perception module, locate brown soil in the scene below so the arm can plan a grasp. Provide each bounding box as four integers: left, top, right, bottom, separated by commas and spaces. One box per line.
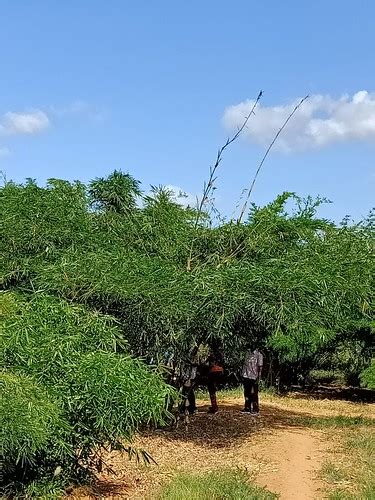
68, 393, 374, 499
253, 427, 325, 499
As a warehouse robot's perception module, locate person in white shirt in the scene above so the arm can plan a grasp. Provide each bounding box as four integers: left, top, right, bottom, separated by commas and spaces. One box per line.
241, 347, 263, 415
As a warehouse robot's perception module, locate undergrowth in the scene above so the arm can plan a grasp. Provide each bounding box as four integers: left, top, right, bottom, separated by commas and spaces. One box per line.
319, 423, 375, 499
159, 469, 277, 500
298, 415, 375, 428
196, 385, 277, 401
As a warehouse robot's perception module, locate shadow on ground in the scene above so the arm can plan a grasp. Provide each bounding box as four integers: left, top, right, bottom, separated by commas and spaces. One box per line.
67, 480, 128, 499
287, 385, 375, 403
149, 400, 313, 449
71, 395, 374, 498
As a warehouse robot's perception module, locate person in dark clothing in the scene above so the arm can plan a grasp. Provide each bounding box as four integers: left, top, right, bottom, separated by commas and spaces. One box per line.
241, 348, 263, 415
180, 382, 197, 415
206, 350, 224, 414
178, 352, 199, 415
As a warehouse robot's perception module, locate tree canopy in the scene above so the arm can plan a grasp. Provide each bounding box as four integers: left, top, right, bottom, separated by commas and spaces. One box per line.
2, 172, 374, 370
1, 170, 374, 494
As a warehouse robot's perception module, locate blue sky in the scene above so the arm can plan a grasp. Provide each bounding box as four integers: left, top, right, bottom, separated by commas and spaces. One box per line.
1, 1, 374, 222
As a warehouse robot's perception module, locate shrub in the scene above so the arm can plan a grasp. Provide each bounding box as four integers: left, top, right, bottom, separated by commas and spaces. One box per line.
0, 371, 72, 494
360, 359, 375, 389
0, 292, 176, 495
0, 371, 70, 465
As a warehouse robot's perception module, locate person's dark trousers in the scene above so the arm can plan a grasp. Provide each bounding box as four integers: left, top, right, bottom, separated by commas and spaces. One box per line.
243, 377, 259, 412
179, 384, 196, 414
207, 372, 223, 412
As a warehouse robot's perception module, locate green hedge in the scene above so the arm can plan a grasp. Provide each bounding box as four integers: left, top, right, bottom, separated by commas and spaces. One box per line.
0, 292, 176, 496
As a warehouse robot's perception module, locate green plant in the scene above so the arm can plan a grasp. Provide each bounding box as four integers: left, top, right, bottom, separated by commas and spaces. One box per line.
317, 423, 375, 499
159, 469, 277, 499
321, 461, 347, 484
88, 170, 141, 214
1, 171, 374, 495
0, 371, 71, 469
360, 359, 375, 389
0, 292, 176, 496
297, 415, 375, 428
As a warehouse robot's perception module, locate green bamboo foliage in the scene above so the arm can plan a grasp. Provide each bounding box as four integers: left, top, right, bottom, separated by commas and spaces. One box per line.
0, 172, 374, 494
0, 292, 176, 493
0, 371, 71, 466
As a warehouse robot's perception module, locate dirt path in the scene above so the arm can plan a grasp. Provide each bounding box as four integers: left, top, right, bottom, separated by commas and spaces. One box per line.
253, 428, 325, 499
70, 394, 374, 499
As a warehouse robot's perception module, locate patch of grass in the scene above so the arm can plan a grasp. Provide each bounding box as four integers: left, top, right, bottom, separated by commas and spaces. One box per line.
218, 386, 245, 399
321, 461, 347, 484
321, 426, 375, 500
298, 415, 374, 429
327, 489, 356, 500
159, 469, 277, 500
195, 386, 243, 400
345, 428, 375, 499
196, 385, 277, 401
346, 428, 375, 455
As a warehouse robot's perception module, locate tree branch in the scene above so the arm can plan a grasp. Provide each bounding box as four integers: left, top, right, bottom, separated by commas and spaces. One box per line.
236, 95, 309, 224
186, 90, 263, 271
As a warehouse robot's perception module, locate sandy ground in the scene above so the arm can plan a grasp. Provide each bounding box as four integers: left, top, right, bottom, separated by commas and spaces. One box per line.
69, 393, 374, 499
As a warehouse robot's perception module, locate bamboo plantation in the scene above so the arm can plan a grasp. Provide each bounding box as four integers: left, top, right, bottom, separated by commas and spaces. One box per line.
1, 171, 374, 496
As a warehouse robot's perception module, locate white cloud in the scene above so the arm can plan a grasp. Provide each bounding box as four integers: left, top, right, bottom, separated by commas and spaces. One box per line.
0, 110, 50, 136
223, 90, 375, 152
49, 100, 108, 122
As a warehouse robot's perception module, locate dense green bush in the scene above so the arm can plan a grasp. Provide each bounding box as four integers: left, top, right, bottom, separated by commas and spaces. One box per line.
0, 292, 175, 495
1, 175, 373, 379
1, 171, 374, 495
0, 371, 70, 467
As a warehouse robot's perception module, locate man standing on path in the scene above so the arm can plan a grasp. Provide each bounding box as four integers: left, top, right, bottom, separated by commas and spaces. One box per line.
178, 348, 200, 415
241, 347, 263, 415
206, 350, 224, 414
